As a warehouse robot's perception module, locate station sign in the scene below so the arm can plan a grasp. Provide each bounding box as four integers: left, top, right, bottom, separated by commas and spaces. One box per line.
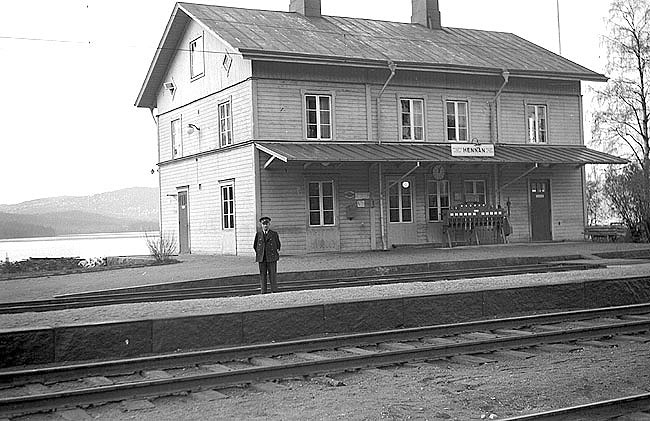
451, 144, 495, 157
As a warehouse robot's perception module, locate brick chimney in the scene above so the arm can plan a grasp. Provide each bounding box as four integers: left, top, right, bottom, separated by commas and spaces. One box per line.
411, 0, 441, 29
290, 0, 321, 17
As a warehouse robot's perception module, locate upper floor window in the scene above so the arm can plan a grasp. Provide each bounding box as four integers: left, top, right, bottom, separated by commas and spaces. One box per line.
305, 94, 331, 140
446, 100, 468, 142
427, 180, 449, 222
389, 180, 413, 223
527, 104, 547, 143
171, 118, 182, 158
221, 183, 235, 229
308, 181, 335, 226
400, 98, 424, 141
219, 100, 232, 147
464, 180, 486, 204
190, 35, 204, 79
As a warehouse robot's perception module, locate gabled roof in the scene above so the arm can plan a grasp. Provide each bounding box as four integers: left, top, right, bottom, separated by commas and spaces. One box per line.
136, 2, 607, 109
256, 142, 627, 165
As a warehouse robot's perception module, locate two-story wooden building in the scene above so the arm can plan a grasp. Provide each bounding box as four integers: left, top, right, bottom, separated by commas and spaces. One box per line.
135, 0, 624, 256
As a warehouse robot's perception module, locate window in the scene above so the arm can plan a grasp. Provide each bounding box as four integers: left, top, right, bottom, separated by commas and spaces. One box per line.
305, 95, 332, 139
446, 100, 468, 142
171, 118, 182, 158
527, 104, 547, 143
427, 180, 450, 222
308, 181, 335, 226
190, 35, 204, 79
464, 180, 486, 204
221, 184, 235, 229
389, 180, 413, 223
219, 100, 232, 147
400, 98, 424, 140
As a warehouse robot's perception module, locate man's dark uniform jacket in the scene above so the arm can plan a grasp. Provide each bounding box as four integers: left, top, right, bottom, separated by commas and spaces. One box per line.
253, 229, 281, 262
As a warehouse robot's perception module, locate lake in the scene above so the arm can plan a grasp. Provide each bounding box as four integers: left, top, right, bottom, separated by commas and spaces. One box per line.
0, 232, 159, 262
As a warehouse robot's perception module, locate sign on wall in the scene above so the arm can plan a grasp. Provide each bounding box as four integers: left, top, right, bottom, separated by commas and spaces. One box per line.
451, 144, 495, 157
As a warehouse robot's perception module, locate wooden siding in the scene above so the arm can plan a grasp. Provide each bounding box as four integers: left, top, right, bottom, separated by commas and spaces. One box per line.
253, 62, 584, 146
158, 81, 253, 161
156, 20, 252, 115
499, 94, 582, 145
548, 167, 586, 240
159, 144, 256, 255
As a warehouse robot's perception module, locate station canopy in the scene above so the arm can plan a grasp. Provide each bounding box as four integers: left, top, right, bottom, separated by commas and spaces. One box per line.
255, 141, 626, 167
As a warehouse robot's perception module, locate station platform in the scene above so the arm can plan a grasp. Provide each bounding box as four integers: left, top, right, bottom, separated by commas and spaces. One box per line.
1, 241, 650, 368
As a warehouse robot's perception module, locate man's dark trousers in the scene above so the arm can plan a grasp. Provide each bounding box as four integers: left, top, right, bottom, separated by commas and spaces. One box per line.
258, 261, 277, 293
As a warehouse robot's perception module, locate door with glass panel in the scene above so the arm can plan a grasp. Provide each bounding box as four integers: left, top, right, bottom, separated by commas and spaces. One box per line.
386, 178, 417, 246
306, 180, 340, 252
220, 182, 237, 255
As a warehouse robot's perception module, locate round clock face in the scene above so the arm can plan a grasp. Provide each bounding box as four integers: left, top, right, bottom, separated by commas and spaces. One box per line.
432, 164, 445, 180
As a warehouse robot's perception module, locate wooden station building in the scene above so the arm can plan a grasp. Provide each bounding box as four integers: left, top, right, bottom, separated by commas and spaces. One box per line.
135, 0, 625, 256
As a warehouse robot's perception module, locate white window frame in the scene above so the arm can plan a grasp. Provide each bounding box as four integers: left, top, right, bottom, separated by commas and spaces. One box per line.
464, 179, 486, 205
527, 104, 548, 143
218, 99, 232, 147
445, 100, 469, 142
189, 35, 204, 80
399, 98, 425, 141
171, 118, 182, 159
388, 179, 413, 223
308, 180, 335, 226
221, 182, 235, 230
304, 94, 332, 140
427, 179, 450, 222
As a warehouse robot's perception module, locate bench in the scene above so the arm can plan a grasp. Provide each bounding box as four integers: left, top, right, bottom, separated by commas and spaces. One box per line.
584, 224, 628, 242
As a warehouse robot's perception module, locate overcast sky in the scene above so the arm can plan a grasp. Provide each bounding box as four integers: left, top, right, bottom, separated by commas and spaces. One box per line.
0, 0, 611, 204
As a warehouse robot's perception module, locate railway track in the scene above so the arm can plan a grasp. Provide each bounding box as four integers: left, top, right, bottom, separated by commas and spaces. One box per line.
502, 393, 650, 420
1, 303, 649, 418
0, 261, 600, 314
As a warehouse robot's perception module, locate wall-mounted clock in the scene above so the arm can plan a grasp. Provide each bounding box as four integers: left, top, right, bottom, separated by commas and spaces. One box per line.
431, 164, 445, 180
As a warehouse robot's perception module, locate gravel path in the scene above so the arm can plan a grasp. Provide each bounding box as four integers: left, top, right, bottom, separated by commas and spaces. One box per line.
2, 261, 649, 331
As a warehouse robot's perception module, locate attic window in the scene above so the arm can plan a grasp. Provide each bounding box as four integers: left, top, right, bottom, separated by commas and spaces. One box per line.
190, 35, 204, 79
163, 81, 176, 98
222, 53, 232, 76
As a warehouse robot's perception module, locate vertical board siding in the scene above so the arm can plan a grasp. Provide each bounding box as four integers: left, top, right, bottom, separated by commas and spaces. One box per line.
159, 145, 256, 256
255, 76, 580, 146
548, 167, 585, 240
499, 94, 582, 145
499, 165, 533, 242
158, 81, 253, 162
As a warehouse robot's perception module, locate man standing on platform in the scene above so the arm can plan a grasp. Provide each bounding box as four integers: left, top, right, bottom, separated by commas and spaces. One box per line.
253, 216, 281, 293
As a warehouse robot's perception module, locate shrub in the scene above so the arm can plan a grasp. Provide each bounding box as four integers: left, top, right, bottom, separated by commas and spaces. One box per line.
145, 232, 177, 263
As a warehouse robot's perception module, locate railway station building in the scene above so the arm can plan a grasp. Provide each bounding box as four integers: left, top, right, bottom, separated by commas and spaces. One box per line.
135, 0, 625, 256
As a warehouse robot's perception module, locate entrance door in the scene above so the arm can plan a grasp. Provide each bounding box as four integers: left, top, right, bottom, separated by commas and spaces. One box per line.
530, 180, 551, 241
220, 182, 237, 255
178, 190, 190, 253
386, 178, 417, 246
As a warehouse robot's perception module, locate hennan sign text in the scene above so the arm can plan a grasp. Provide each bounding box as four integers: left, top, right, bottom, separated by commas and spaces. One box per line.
450, 144, 495, 157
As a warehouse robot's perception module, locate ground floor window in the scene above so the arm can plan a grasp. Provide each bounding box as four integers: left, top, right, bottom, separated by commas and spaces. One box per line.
464, 179, 486, 204
308, 181, 335, 226
427, 180, 449, 221
389, 180, 413, 223
221, 183, 235, 229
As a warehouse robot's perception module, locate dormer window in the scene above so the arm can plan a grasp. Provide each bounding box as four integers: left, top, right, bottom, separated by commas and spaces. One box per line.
190, 35, 204, 80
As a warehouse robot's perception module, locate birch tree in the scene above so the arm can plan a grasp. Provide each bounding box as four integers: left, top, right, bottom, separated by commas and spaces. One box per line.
592, 0, 650, 240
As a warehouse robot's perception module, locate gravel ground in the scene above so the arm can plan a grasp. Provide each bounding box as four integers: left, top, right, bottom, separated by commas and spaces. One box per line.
13, 325, 650, 420
2, 262, 650, 330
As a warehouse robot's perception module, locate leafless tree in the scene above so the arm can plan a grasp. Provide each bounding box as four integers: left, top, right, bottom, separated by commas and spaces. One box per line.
592, 0, 650, 239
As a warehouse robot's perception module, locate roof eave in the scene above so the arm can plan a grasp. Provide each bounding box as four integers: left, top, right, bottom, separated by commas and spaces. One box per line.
240, 49, 608, 82
135, 4, 189, 109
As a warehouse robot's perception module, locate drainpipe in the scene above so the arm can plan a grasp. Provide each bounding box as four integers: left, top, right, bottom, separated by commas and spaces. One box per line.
376, 60, 397, 251
490, 69, 509, 206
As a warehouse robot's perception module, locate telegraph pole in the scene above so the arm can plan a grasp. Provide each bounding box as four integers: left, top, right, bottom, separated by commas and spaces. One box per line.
556, 0, 562, 55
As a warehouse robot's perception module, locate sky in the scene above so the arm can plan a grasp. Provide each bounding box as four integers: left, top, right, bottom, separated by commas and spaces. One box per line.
0, 0, 611, 204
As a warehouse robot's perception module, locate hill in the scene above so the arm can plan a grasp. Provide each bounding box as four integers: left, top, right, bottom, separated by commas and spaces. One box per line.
0, 188, 159, 239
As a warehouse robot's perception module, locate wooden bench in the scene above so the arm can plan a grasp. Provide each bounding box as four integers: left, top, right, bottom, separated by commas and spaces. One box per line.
584, 224, 628, 242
